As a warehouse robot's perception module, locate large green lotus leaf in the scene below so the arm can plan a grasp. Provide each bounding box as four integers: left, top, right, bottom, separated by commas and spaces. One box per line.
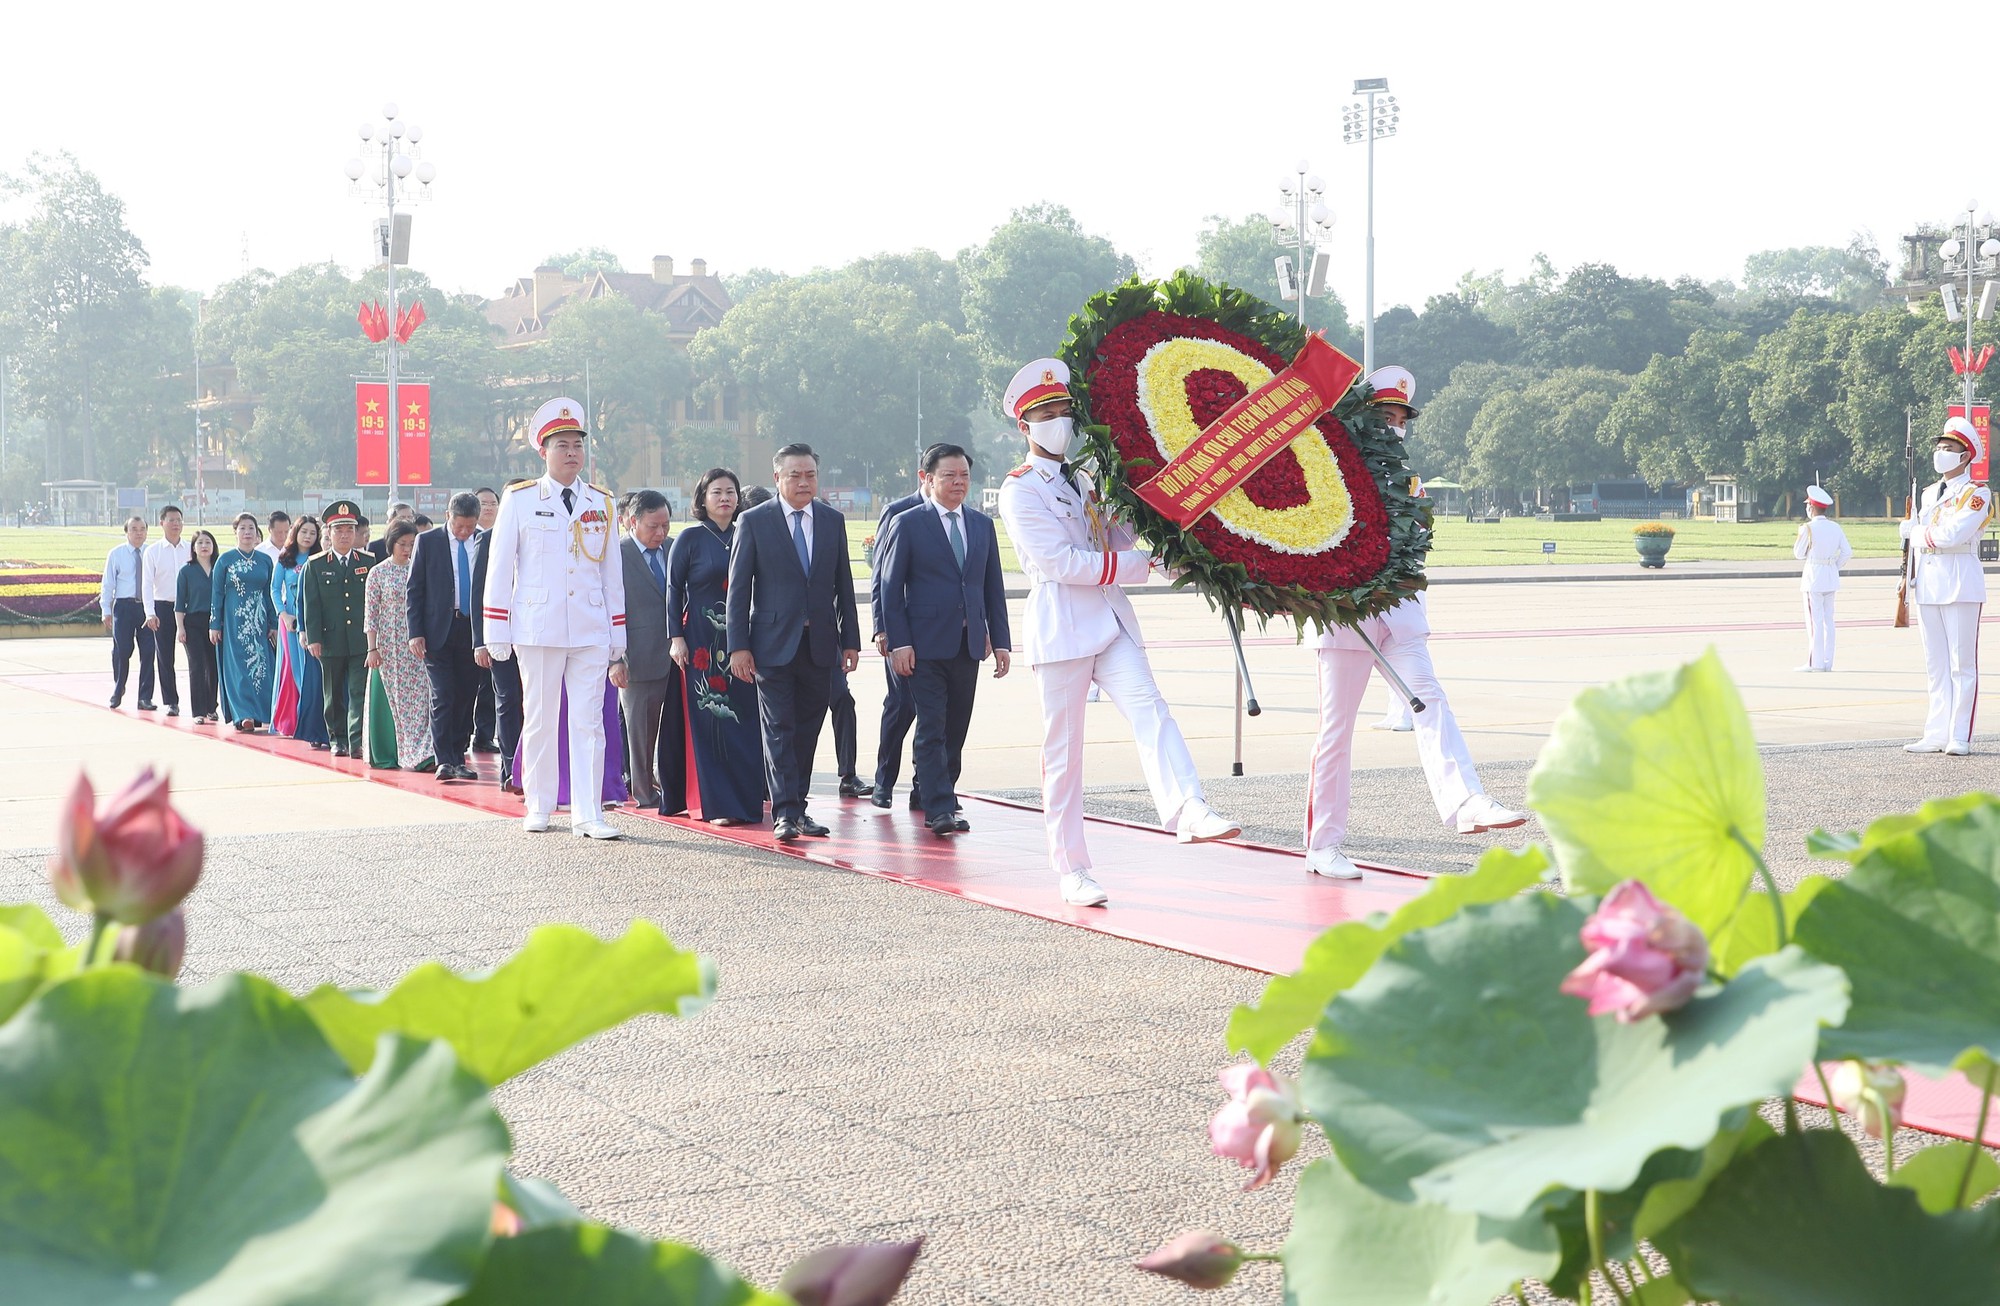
1675, 1127, 2000, 1304
1525, 649, 1765, 934
1280, 1159, 1557, 1306
0, 904, 78, 1026
1709, 877, 1834, 978
0, 905, 63, 950
0, 968, 506, 1304
1805, 793, 1994, 864
1792, 795, 2000, 1075
1887, 1141, 2000, 1215
303, 922, 715, 1084
1301, 894, 1849, 1219
1227, 847, 1549, 1064
451, 1224, 789, 1306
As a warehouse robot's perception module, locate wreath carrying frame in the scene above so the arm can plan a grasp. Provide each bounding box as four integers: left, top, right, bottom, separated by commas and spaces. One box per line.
1059, 274, 1432, 633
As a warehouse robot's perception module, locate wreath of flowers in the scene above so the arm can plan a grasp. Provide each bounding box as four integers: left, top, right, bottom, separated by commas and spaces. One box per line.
1060, 273, 1432, 630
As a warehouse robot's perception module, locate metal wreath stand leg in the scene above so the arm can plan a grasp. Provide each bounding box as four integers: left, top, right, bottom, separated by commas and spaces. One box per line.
1351, 623, 1426, 717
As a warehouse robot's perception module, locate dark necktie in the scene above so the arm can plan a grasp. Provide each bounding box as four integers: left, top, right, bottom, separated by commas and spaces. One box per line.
130, 545, 142, 599
791, 510, 810, 572
947, 511, 965, 568
646, 547, 666, 592
562, 486, 575, 515
456, 537, 471, 613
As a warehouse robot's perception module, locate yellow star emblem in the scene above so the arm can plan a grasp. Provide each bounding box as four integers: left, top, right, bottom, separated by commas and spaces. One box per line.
406, 400, 422, 416
364, 399, 380, 413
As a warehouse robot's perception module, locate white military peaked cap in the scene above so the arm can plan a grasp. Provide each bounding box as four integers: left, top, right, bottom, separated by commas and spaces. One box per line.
1805, 485, 1833, 507
1942, 415, 1984, 463
1004, 358, 1071, 420
1363, 365, 1420, 416
530, 397, 588, 452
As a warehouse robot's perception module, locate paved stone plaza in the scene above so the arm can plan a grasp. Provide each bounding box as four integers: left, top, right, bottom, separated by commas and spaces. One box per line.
0, 569, 1993, 1303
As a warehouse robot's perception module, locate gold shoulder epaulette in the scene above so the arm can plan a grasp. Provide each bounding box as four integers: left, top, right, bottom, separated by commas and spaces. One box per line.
1006, 464, 1032, 479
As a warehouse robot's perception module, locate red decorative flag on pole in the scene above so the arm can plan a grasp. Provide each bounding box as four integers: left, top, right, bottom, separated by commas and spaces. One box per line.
1948, 401, 1992, 483
1131, 334, 1364, 528
356, 382, 390, 484
397, 383, 432, 486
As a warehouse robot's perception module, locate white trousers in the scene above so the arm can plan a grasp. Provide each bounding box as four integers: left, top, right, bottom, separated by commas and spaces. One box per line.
1803, 592, 1836, 670
1916, 602, 1982, 745
517, 644, 611, 824
1033, 629, 1203, 875
1307, 640, 1485, 852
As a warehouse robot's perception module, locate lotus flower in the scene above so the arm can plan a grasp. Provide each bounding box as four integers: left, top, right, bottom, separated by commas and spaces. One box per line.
112, 907, 186, 979
1560, 880, 1708, 1022
779, 1238, 923, 1306
1829, 1061, 1907, 1139
50, 770, 204, 925
1136, 1230, 1244, 1290
1209, 1063, 1304, 1191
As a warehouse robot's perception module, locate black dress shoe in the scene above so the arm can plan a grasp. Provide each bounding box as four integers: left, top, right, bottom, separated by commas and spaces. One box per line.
798, 816, 831, 837
838, 776, 873, 798
908, 793, 925, 811
331, 745, 348, 758
470, 738, 498, 754
772, 818, 801, 843
310, 741, 330, 752
952, 812, 971, 832
165, 705, 180, 718
871, 790, 892, 809
928, 813, 963, 838
137, 700, 157, 711
108, 697, 121, 709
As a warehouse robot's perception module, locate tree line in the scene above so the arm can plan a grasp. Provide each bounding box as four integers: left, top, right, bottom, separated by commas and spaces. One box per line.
1, 152, 1980, 514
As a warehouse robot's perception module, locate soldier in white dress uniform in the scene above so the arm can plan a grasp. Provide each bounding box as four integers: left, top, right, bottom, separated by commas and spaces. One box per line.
996, 358, 1240, 907
1901, 417, 1990, 754
1793, 484, 1851, 672
481, 397, 631, 836
1303, 367, 1525, 880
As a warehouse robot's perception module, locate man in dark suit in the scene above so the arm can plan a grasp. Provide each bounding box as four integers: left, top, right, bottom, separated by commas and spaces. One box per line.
468, 486, 502, 753
726, 442, 862, 842
405, 492, 483, 781
870, 461, 929, 810
877, 444, 1012, 837
471, 483, 527, 793
618, 489, 675, 807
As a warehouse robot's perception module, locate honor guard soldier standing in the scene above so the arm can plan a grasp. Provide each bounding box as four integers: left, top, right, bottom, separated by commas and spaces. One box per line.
1793, 484, 1851, 672
481, 398, 630, 836
996, 357, 1240, 908
1305, 367, 1525, 881
1901, 417, 1990, 754
302, 499, 372, 757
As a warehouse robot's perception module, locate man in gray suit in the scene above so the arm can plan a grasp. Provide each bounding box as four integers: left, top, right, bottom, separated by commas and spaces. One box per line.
726, 443, 862, 842
618, 489, 675, 807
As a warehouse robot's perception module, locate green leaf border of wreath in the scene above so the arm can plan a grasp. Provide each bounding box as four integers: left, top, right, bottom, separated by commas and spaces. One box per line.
1057, 272, 1433, 634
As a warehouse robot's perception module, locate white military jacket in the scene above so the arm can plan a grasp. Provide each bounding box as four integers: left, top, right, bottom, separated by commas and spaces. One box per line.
1904, 472, 1992, 606
997, 453, 1151, 666
1793, 516, 1852, 593
481, 474, 628, 653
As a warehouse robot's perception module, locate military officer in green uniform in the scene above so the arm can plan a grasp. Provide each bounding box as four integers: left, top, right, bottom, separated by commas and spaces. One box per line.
303, 499, 373, 756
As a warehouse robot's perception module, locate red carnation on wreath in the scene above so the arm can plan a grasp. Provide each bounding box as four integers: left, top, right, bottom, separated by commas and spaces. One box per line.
1058, 274, 1431, 631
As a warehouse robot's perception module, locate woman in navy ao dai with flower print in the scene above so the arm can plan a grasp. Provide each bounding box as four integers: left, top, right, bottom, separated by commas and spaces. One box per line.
213, 513, 278, 731
660, 469, 764, 824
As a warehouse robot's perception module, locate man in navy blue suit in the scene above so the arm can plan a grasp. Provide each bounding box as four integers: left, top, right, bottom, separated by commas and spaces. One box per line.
876, 444, 1012, 837
869, 456, 931, 810
726, 443, 863, 842
405, 492, 484, 782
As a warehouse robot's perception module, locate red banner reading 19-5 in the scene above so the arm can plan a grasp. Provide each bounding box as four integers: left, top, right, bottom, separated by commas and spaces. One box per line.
397, 383, 432, 486
1948, 401, 1991, 484
1131, 334, 1363, 528
356, 382, 390, 485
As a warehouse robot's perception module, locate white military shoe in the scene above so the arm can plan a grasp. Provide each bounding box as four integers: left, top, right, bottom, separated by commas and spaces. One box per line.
1059, 871, 1109, 906
1305, 846, 1363, 879
573, 819, 623, 840
1904, 739, 1946, 754
1455, 794, 1529, 834
1945, 740, 1974, 756
1176, 800, 1242, 844
523, 810, 551, 833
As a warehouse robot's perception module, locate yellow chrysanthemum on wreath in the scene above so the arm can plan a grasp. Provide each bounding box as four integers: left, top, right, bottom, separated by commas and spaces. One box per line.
1132, 337, 1355, 555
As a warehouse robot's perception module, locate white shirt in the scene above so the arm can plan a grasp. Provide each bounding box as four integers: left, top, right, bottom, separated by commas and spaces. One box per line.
421, 527, 475, 613
99, 542, 146, 616
254, 539, 284, 565
142, 536, 192, 606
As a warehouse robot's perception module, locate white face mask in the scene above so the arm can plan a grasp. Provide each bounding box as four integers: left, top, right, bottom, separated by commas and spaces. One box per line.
1388, 424, 1407, 440
1026, 414, 1075, 458
1936, 449, 1969, 476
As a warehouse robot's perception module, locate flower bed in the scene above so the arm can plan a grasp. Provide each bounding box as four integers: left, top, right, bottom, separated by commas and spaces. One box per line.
1060, 274, 1430, 630
0, 564, 102, 626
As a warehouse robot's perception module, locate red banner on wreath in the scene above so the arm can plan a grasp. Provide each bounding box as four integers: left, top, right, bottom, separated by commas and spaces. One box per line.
355, 382, 390, 485
1131, 334, 1363, 528
397, 383, 432, 486
1948, 402, 1991, 483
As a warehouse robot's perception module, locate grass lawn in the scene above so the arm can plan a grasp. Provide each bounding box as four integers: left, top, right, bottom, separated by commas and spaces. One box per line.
3, 515, 1926, 578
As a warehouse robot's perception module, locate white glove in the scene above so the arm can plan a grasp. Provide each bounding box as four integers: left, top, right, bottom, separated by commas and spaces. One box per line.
1898, 518, 1914, 541
487, 642, 514, 662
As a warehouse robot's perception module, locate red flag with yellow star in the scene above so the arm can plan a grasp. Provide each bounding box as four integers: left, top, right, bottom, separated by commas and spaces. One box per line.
355, 382, 389, 484
397, 383, 432, 485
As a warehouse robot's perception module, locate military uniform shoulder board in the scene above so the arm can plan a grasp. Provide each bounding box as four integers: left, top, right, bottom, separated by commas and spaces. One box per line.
1007, 464, 1033, 479
505, 479, 536, 492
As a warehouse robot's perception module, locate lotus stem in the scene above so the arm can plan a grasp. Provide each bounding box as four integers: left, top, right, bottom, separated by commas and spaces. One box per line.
1955, 1064, 1995, 1208
1585, 1189, 1633, 1306
1730, 828, 1787, 949
1814, 1062, 1839, 1128
1510, 1286, 1530, 1306
85, 912, 111, 968
1863, 1088, 1897, 1177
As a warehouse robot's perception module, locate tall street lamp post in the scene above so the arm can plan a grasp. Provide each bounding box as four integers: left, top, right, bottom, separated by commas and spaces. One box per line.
1936, 204, 2000, 410
344, 103, 436, 509
1269, 161, 1334, 327
1342, 78, 1399, 375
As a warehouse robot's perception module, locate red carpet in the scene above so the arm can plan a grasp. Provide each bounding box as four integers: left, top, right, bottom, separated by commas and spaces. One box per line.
15, 670, 1996, 1146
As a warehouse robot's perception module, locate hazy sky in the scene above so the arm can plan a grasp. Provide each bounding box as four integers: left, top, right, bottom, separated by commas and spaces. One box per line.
0, 0, 1965, 321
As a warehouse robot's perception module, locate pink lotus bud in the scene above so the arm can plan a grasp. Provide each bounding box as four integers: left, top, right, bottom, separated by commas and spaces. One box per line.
1136, 1230, 1244, 1290
489, 1202, 522, 1238
1209, 1063, 1304, 1191
112, 908, 186, 980
50, 769, 204, 925
1559, 880, 1708, 1023
1829, 1061, 1907, 1139
778, 1238, 923, 1306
